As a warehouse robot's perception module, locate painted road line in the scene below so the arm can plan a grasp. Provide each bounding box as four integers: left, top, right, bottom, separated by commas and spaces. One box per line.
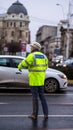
0, 114, 73, 117
48, 102, 73, 105
0, 102, 73, 105
0, 101, 73, 105
0, 93, 73, 96
0, 102, 10, 104
43, 129, 73, 130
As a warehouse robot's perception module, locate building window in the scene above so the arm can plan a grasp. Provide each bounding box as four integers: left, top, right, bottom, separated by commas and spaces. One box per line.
10, 22, 12, 27
19, 31, 22, 37
7, 22, 9, 27
20, 22, 22, 27
11, 31, 15, 37
12, 15, 15, 18
26, 32, 28, 38
25, 22, 27, 26
20, 15, 23, 18
11, 40, 14, 43
14, 22, 16, 27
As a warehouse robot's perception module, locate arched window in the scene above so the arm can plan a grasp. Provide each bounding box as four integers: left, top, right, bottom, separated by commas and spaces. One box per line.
20, 15, 23, 18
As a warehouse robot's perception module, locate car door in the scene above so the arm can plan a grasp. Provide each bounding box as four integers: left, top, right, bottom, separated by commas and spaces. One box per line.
11, 57, 29, 87
0, 57, 15, 86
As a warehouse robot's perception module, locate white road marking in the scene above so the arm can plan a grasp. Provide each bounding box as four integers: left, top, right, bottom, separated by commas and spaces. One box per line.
48, 102, 73, 105
0, 102, 10, 104
0, 93, 73, 96
45, 129, 73, 130
0, 114, 73, 118
0, 102, 73, 105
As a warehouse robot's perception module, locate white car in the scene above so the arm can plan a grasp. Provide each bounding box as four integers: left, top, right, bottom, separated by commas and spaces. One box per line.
0, 55, 68, 93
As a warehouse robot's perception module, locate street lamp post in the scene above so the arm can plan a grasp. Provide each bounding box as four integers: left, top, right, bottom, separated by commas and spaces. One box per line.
66, 1, 70, 59
56, 3, 65, 19
56, 3, 65, 56
56, 2, 71, 59
66, 0, 73, 59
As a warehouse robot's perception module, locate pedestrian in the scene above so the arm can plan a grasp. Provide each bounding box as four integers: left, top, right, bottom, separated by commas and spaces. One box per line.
18, 42, 48, 120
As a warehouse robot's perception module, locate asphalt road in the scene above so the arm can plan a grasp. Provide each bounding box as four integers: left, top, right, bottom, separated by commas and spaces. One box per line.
0, 86, 73, 130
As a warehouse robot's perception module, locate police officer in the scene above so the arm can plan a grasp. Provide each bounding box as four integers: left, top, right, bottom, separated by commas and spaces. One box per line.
18, 42, 48, 120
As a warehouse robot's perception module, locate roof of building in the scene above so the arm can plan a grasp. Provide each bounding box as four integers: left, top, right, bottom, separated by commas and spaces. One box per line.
7, 0, 28, 15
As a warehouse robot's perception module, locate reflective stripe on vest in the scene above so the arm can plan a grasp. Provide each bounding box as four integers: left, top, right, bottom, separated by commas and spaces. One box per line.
35, 64, 47, 67
25, 60, 30, 66
29, 70, 45, 72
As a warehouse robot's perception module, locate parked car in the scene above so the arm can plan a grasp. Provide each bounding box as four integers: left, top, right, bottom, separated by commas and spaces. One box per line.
52, 55, 66, 66
56, 58, 73, 67
0, 55, 68, 93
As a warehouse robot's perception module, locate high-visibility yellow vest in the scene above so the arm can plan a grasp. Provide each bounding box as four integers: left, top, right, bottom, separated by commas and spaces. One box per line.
18, 51, 48, 86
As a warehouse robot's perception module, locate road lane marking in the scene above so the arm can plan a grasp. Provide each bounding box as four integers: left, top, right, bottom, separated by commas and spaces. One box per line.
0, 102, 73, 105
0, 102, 10, 104
48, 102, 73, 105
42, 129, 73, 130
0, 114, 73, 117
1, 93, 73, 96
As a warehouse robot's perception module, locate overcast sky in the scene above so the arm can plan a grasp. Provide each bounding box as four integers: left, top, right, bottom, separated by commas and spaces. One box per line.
0, 0, 71, 41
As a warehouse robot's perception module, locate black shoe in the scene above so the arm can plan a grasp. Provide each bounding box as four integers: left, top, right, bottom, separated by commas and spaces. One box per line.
44, 115, 48, 120
28, 115, 37, 120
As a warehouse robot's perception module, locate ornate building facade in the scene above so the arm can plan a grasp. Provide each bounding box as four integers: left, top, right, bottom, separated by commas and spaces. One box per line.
0, 0, 30, 55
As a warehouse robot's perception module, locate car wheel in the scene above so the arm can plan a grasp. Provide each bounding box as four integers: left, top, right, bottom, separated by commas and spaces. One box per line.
44, 78, 59, 93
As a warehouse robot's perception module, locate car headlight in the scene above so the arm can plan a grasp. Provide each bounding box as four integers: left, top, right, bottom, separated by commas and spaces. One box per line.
58, 74, 67, 79
56, 64, 59, 66
63, 64, 67, 67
